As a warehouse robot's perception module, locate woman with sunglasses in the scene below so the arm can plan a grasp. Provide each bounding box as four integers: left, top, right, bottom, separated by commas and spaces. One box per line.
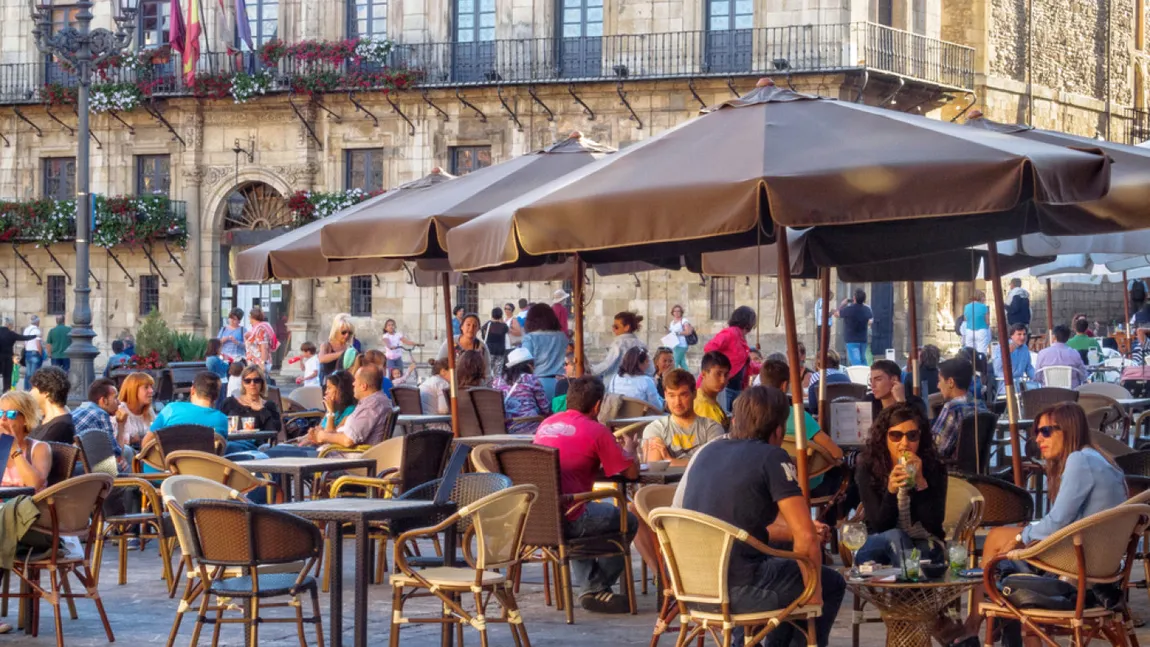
591, 311, 650, 379
318, 315, 357, 386
854, 403, 948, 567
219, 365, 282, 433
0, 391, 49, 492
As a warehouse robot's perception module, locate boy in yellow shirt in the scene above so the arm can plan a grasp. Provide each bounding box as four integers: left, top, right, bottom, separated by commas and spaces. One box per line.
694, 351, 731, 429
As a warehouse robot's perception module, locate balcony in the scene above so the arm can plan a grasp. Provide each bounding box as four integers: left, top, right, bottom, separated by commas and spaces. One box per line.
0, 195, 187, 249
0, 22, 974, 106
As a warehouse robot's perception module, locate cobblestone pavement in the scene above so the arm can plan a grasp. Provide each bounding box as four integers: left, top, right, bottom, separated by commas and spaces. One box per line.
4, 542, 1150, 646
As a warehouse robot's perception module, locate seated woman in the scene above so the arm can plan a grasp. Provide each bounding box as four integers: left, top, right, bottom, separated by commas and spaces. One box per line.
492, 348, 551, 434
456, 350, 489, 390
419, 359, 451, 415
854, 403, 947, 566
607, 347, 664, 411
652, 347, 674, 399
264, 370, 359, 457
220, 365, 282, 433
117, 372, 156, 449
0, 391, 50, 493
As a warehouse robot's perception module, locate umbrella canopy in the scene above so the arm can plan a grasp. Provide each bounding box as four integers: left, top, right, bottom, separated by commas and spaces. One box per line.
234, 170, 453, 281
446, 80, 1113, 273
319, 133, 615, 260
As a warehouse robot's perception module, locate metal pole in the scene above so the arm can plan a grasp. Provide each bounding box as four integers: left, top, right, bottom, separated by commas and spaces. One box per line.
1123, 270, 1131, 332
1046, 278, 1055, 344
908, 281, 920, 396
777, 226, 810, 500
573, 258, 586, 376
441, 272, 459, 437
817, 268, 830, 430
988, 242, 1025, 488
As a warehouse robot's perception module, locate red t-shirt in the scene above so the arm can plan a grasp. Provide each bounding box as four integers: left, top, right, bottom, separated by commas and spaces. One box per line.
534, 409, 633, 521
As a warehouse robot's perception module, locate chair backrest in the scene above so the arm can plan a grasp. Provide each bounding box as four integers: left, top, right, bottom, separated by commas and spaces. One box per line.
618, 397, 659, 419
1021, 387, 1079, 419
943, 476, 984, 543
1126, 488, 1150, 505
825, 382, 868, 402
435, 445, 471, 504
953, 411, 998, 475
1091, 431, 1135, 460
928, 392, 946, 419
30, 472, 114, 538
379, 408, 401, 443
961, 472, 1034, 526
156, 424, 224, 457
391, 385, 423, 415
186, 498, 323, 567
780, 435, 836, 479
266, 386, 288, 430
648, 507, 745, 606
456, 391, 484, 437
1036, 366, 1075, 389
491, 444, 565, 547
393, 472, 514, 535
1077, 382, 1133, 399
844, 366, 871, 386
468, 387, 509, 435
165, 450, 263, 492
399, 429, 453, 494
469, 485, 539, 570
353, 436, 404, 479
470, 444, 499, 473
161, 475, 245, 560
633, 484, 677, 524
1023, 504, 1150, 582
74, 430, 120, 477
287, 385, 324, 410
1114, 450, 1150, 477
44, 441, 79, 486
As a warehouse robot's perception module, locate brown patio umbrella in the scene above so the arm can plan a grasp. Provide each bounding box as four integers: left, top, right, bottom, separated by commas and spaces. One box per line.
234, 170, 453, 281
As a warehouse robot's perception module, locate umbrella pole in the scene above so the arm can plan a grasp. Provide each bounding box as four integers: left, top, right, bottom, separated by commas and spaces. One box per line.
441, 272, 460, 437
1046, 278, 1054, 344
573, 258, 586, 377
908, 281, 920, 397
817, 268, 830, 430
988, 242, 1024, 488
1124, 272, 1131, 351
777, 226, 811, 500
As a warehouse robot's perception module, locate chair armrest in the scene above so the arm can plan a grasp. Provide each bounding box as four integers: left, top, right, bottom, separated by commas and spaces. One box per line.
509, 415, 545, 425
112, 477, 165, 516
1135, 410, 1150, 439
329, 474, 398, 499
742, 533, 820, 622
392, 512, 466, 576
283, 411, 325, 422
564, 489, 628, 534
612, 422, 646, 440
318, 444, 372, 458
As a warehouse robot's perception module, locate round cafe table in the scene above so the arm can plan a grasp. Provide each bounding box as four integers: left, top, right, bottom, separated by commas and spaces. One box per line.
847, 572, 980, 647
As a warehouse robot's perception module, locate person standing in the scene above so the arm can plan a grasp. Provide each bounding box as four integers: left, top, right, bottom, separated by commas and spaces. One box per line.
380, 319, 420, 372
217, 308, 246, 362
1131, 277, 1149, 315
961, 291, 991, 356
992, 324, 1036, 397
451, 306, 465, 337
482, 307, 510, 377
0, 318, 36, 393
702, 306, 757, 404
667, 304, 693, 371
521, 304, 568, 401
318, 315, 357, 386
44, 315, 71, 372
21, 315, 43, 391
503, 303, 522, 348
244, 306, 278, 375
552, 289, 571, 335
592, 312, 651, 380
836, 290, 872, 367
1005, 278, 1031, 327
814, 295, 834, 351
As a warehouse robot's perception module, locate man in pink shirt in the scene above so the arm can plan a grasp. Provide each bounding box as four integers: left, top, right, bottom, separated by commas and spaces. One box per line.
534, 376, 639, 614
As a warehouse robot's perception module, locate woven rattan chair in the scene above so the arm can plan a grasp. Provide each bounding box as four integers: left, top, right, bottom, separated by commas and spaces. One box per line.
951, 411, 998, 475
391, 385, 423, 414
389, 485, 539, 647
648, 507, 821, 647
287, 385, 324, 410
457, 392, 485, 437
164, 450, 283, 503
390, 472, 514, 570
981, 504, 1150, 647
824, 382, 868, 403
1020, 387, 1079, 420
1124, 489, 1150, 605
960, 473, 1034, 528
1077, 382, 1133, 399
490, 444, 636, 624
11, 473, 115, 647
44, 441, 78, 486
470, 387, 546, 435
617, 397, 661, 419
944, 476, 985, 552
76, 430, 177, 594
134, 424, 225, 472
471, 444, 499, 473
1079, 392, 1131, 440
1091, 430, 1135, 461
633, 485, 679, 647
185, 498, 325, 647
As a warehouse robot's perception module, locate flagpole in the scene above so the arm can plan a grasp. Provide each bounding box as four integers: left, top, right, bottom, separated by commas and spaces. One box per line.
199, 0, 213, 56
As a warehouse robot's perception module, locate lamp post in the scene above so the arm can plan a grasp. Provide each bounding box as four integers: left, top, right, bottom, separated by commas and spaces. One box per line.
29, 0, 137, 402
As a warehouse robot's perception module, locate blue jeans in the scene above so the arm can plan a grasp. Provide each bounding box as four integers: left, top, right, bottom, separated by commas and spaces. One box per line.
729, 559, 845, 647
52, 357, 70, 372
854, 528, 940, 567
565, 501, 638, 594
845, 343, 868, 367
23, 351, 41, 389
672, 346, 688, 371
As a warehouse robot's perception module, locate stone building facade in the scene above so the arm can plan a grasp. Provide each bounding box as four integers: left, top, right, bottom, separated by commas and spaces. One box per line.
0, 0, 1138, 373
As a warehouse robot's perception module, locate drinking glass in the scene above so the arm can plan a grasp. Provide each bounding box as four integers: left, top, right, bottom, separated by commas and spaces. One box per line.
227, 416, 240, 433
242, 416, 256, 431
841, 522, 867, 576
948, 543, 969, 575
902, 550, 922, 580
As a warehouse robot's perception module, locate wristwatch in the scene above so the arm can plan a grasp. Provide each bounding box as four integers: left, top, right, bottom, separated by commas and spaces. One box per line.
9, 449, 21, 460
1015, 532, 1024, 545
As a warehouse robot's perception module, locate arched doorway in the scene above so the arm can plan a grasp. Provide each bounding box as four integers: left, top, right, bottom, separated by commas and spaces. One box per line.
220, 181, 293, 370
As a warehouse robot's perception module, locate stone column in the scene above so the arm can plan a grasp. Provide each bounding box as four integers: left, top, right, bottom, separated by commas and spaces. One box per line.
180, 166, 205, 334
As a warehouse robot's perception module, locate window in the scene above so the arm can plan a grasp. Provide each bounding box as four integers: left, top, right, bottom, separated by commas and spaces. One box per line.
704, 0, 753, 73
46, 276, 66, 316
448, 146, 492, 176
707, 0, 753, 30
708, 277, 734, 321
456, 0, 495, 43
139, 275, 160, 316
557, 0, 603, 78
455, 277, 479, 317
136, 155, 171, 195
561, 0, 602, 37
350, 275, 373, 316
346, 149, 385, 193
42, 157, 76, 200
138, 0, 171, 47
452, 0, 495, 82
349, 0, 387, 38
44, 2, 80, 84
239, 0, 278, 50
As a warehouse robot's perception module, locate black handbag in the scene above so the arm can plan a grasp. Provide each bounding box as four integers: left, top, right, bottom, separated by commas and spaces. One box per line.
685, 330, 699, 346
1000, 574, 1096, 611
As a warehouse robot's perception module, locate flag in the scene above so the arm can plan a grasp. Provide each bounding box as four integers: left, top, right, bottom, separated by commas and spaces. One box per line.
168, 0, 186, 56
216, 0, 230, 49
235, 0, 254, 51
182, 0, 201, 84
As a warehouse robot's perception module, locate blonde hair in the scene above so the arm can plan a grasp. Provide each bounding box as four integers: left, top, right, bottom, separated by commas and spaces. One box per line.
239, 364, 269, 399
119, 372, 156, 421
0, 391, 40, 429
328, 313, 356, 345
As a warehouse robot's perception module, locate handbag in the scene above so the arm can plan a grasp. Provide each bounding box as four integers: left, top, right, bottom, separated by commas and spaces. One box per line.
685, 330, 699, 346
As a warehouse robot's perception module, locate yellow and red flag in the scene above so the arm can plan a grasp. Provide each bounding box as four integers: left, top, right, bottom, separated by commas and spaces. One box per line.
182, 0, 202, 84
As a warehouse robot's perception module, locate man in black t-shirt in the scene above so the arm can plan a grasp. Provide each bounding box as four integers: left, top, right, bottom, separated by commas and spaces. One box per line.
678, 386, 845, 647
483, 307, 510, 375
836, 289, 873, 367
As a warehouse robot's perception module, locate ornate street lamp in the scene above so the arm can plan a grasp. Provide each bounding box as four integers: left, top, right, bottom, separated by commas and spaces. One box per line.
29, 0, 137, 402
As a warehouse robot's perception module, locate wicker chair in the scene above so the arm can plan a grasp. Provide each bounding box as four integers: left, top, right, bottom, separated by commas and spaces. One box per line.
457, 391, 485, 437
648, 507, 821, 647
617, 396, 661, 419
1020, 387, 1079, 420
1079, 392, 1131, 440
1091, 430, 1135, 461
10, 473, 115, 647
389, 485, 539, 647
470, 444, 499, 473
633, 485, 679, 647
824, 382, 868, 403
951, 411, 998, 475
960, 473, 1034, 528
1077, 382, 1133, 399
780, 436, 846, 522
184, 498, 325, 647
164, 450, 283, 503
490, 444, 636, 624
470, 387, 546, 434
44, 441, 78, 486
269, 385, 324, 440
389, 472, 514, 569
134, 424, 225, 472
391, 385, 423, 414
1123, 489, 1150, 605
75, 430, 177, 594
287, 385, 324, 410
980, 504, 1150, 647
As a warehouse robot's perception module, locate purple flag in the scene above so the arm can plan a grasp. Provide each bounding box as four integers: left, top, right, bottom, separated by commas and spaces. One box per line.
235, 0, 254, 50
169, 0, 187, 54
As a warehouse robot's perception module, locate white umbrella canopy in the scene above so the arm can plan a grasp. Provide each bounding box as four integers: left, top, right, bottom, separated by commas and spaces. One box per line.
997, 232, 1150, 257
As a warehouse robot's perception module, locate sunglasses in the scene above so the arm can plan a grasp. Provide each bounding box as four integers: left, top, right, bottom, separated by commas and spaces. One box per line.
887, 429, 921, 443
341, 331, 351, 337
1034, 425, 1061, 438
243, 378, 264, 385
0, 410, 18, 420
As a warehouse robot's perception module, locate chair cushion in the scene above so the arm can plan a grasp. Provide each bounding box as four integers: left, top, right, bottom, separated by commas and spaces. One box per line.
208, 572, 314, 598
978, 602, 1116, 619
688, 604, 823, 623
391, 567, 506, 588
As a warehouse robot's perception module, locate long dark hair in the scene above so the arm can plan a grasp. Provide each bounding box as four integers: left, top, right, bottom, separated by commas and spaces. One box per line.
326, 370, 356, 412
456, 350, 488, 389
861, 403, 941, 497
618, 347, 649, 377
524, 303, 561, 333
502, 358, 536, 385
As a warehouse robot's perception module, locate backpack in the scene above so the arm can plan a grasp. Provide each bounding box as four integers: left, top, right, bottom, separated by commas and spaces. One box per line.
1133, 280, 1147, 304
